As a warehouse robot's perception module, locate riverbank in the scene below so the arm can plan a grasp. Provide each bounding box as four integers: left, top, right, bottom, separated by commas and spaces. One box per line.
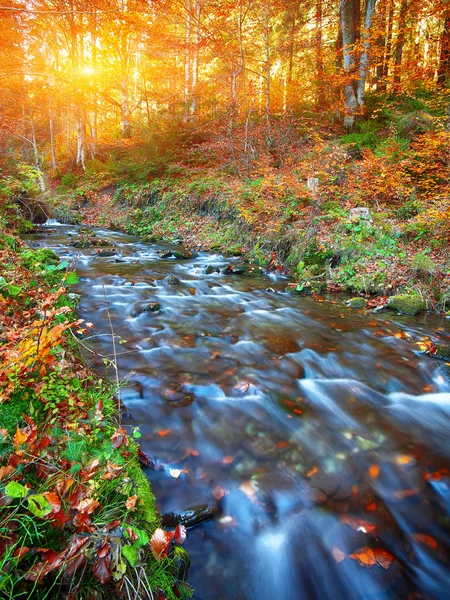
56, 173, 449, 317
0, 223, 191, 598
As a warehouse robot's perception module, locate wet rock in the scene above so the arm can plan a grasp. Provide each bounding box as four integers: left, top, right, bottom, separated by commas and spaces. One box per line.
78, 227, 95, 236
164, 275, 181, 285
160, 382, 193, 406
144, 302, 161, 313
143, 234, 162, 243
158, 249, 197, 259
97, 249, 116, 257
205, 265, 220, 275
347, 297, 368, 309
388, 293, 425, 315
72, 238, 92, 249
91, 238, 110, 247
114, 258, 126, 263
222, 263, 263, 277
162, 502, 218, 528
435, 345, 450, 360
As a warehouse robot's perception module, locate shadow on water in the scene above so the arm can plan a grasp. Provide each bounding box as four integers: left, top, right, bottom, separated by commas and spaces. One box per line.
27, 225, 450, 600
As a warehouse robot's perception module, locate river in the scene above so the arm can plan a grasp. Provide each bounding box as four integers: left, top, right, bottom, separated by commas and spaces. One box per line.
28, 224, 450, 600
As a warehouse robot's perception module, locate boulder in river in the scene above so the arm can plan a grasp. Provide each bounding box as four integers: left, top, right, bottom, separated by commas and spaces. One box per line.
144, 302, 161, 313
388, 293, 425, 315
162, 502, 219, 528
205, 265, 220, 274
164, 275, 181, 285
158, 249, 197, 259
347, 297, 368, 309
97, 249, 116, 257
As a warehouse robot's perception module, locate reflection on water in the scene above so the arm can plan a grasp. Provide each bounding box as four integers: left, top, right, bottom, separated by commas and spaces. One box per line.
28, 225, 450, 599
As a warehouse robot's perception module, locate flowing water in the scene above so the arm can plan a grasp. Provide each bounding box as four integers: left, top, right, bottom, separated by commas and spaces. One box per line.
27, 225, 450, 600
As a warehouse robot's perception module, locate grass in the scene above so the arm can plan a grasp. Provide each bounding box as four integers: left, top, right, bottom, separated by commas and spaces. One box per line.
0, 225, 192, 599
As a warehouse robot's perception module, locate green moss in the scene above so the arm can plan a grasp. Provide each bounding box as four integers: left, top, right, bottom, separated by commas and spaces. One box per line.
388, 293, 425, 315
435, 346, 450, 360
126, 456, 159, 528
347, 297, 368, 309
0, 390, 43, 434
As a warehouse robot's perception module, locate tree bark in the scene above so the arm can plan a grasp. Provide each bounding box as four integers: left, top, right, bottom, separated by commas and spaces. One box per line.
393, 0, 409, 87
438, 12, 450, 86
356, 0, 377, 107
315, 0, 325, 108
341, 0, 359, 129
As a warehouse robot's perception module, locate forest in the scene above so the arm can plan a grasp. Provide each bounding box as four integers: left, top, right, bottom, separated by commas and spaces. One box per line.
0, 0, 450, 599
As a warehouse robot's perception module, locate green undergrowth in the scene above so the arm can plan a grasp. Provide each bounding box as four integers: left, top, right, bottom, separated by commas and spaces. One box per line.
0, 231, 191, 599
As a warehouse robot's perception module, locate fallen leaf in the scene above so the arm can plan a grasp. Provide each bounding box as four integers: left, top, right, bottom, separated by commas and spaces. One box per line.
349, 547, 376, 567
307, 466, 319, 478
395, 455, 414, 466
174, 524, 187, 544
222, 456, 234, 465
411, 533, 439, 549
213, 485, 226, 500
150, 528, 174, 560
44, 492, 61, 513
125, 495, 138, 510
111, 427, 128, 449
393, 488, 418, 499
76, 498, 100, 514
368, 465, 380, 478
93, 554, 111, 584
157, 429, 171, 437
372, 548, 395, 569
340, 516, 377, 535
332, 546, 346, 563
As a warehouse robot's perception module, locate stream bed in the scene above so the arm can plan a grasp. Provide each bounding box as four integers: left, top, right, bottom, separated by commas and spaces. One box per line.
27, 224, 450, 600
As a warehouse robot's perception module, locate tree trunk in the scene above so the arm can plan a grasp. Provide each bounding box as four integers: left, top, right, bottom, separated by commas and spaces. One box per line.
393, 0, 409, 87
184, 0, 191, 122
340, 0, 359, 129
315, 0, 325, 108
263, 1, 272, 146
374, 0, 387, 89
438, 12, 450, 86
30, 116, 46, 192
49, 107, 58, 174
356, 0, 377, 107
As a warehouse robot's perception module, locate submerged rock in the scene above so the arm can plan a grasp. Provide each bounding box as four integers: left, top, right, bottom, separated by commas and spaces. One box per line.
388, 293, 425, 315
347, 297, 368, 309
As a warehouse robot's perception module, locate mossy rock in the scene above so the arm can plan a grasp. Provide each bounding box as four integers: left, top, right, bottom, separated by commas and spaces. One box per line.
72, 238, 92, 249
144, 234, 162, 243
144, 302, 161, 312
347, 297, 368, 309
388, 294, 425, 315
222, 263, 263, 277
435, 345, 450, 360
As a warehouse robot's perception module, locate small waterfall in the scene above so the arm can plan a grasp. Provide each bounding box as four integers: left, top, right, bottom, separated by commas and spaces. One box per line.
43, 218, 63, 226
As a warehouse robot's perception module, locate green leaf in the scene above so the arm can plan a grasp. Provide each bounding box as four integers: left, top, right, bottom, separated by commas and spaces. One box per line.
132, 428, 142, 439
122, 544, 138, 567
65, 272, 79, 285
5, 481, 29, 499
27, 494, 52, 518
0, 276, 6, 288
7, 284, 22, 296
57, 261, 69, 271
125, 526, 149, 547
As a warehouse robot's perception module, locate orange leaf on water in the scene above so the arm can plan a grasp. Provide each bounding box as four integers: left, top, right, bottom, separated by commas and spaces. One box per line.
368, 465, 380, 478
307, 466, 319, 478
222, 456, 234, 465
411, 533, 439, 549
372, 548, 395, 570
349, 547, 376, 567
157, 429, 171, 437
395, 455, 414, 466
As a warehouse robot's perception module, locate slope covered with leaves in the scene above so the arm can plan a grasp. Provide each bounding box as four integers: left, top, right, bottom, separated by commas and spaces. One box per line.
0, 217, 191, 598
